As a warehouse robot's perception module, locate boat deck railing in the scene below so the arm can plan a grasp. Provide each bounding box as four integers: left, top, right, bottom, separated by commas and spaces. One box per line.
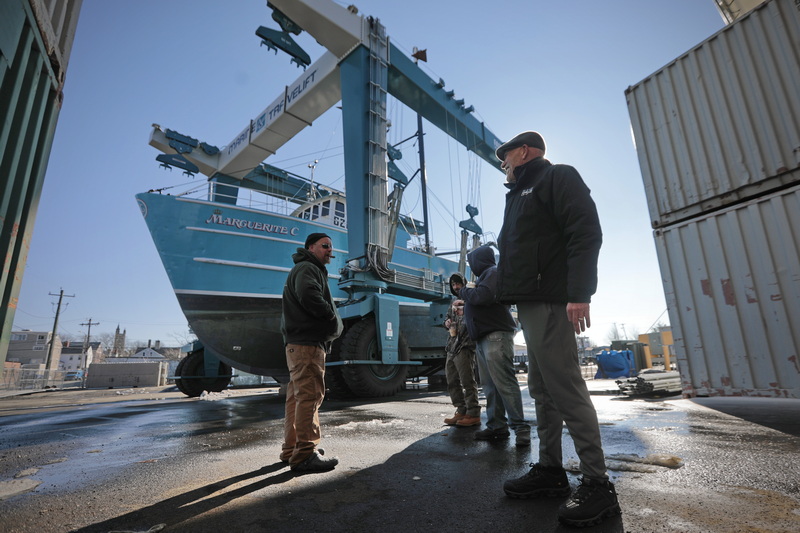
152, 180, 308, 217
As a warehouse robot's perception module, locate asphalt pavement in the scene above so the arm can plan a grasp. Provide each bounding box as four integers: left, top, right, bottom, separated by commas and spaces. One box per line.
1, 379, 799, 532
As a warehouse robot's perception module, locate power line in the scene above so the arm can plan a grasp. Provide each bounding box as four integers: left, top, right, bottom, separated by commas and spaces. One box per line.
646, 309, 669, 333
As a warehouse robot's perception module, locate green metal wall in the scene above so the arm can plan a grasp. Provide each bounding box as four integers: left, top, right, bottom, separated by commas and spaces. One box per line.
0, 0, 82, 366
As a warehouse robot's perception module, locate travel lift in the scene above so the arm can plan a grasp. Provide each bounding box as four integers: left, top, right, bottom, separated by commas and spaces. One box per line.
152, 0, 503, 386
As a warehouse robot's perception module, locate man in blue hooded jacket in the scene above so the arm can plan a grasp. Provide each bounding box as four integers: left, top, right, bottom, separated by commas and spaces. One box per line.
459, 245, 531, 447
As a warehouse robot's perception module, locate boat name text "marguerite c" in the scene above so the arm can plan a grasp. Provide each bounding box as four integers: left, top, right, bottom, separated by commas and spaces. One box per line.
205, 212, 300, 236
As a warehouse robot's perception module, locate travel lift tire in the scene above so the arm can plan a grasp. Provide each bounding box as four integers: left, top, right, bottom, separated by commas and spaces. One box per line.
174, 349, 232, 397
173, 356, 191, 396
325, 337, 356, 399
338, 317, 409, 398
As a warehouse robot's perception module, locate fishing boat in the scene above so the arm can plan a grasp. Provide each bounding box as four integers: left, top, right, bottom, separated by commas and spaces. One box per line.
136, 0, 503, 398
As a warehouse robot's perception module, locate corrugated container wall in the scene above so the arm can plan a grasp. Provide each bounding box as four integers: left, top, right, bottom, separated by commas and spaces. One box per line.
630, 0, 800, 398
626, 0, 800, 229
0, 0, 83, 364
654, 182, 800, 398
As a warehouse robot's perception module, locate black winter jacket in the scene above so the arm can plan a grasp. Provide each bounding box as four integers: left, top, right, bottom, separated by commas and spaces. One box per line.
459, 246, 516, 341
496, 157, 602, 304
281, 248, 343, 346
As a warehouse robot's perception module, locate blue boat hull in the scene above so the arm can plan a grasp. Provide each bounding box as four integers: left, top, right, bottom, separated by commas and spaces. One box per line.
136, 191, 452, 378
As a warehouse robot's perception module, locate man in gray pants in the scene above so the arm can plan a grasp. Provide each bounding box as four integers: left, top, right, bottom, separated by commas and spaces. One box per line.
494, 131, 620, 528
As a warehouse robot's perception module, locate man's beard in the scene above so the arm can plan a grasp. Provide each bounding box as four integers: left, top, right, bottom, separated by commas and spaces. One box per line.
505, 165, 516, 183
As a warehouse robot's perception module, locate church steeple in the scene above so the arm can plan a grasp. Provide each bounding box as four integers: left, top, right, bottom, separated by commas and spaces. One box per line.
113, 325, 126, 356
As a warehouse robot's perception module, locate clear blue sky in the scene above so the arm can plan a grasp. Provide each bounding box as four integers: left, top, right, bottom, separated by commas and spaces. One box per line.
14, 0, 725, 348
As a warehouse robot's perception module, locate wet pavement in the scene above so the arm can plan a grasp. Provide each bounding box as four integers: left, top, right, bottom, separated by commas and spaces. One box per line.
0, 379, 799, 532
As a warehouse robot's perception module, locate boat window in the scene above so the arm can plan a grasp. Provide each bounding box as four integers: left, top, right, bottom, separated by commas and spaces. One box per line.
321, 200, 330, 217
333, 200, 346, 228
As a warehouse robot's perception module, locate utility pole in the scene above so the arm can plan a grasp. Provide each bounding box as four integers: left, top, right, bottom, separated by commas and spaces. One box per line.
46, 289, 74, 370
80, 318, 99, 376
80, 318, 99, 353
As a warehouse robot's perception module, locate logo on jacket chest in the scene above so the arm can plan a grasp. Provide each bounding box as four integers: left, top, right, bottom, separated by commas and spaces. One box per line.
521, 187, 535, 196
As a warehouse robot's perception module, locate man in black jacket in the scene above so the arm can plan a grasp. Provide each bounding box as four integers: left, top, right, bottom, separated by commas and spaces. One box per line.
460, 245, 531, 447
495, 132, 620, 527
280, 232, 343, 473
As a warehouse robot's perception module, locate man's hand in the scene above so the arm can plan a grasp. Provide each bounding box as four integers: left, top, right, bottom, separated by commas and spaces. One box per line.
566, 302, 591, 334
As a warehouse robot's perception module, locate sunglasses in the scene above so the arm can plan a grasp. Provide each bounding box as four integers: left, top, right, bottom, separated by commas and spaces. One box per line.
320, 243, 332, 249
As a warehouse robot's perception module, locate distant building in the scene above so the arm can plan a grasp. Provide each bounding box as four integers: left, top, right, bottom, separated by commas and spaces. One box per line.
130, 346, 166, 360
60, 341, 101, 373
7, 331, 61, 370
108, 340, 182, 362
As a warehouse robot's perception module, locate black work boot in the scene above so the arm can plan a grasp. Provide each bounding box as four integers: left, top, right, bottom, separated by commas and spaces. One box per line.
290, 451, 339, 473
503, 463, 571, 499
558, 477, 621, 527
474, 427, 510, 441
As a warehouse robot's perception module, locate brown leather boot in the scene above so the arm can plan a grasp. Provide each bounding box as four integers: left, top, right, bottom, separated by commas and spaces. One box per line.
455, 415, 481, 427
444, 412, 466, 425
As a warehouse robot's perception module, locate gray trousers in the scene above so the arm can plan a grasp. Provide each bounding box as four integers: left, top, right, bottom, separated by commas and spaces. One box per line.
445, 347, 480, 417
517, 301, 608, 480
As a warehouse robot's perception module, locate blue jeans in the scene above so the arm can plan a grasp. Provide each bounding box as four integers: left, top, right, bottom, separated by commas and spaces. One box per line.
474, 330, 530, 433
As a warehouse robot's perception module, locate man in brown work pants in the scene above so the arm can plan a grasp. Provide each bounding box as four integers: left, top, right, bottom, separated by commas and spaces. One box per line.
280, 232, 343, 473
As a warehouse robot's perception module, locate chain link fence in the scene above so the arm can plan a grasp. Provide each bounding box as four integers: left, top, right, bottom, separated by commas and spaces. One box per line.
0, 368, 79, 391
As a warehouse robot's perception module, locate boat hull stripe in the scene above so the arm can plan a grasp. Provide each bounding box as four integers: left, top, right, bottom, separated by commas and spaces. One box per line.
192, 257, 342, 278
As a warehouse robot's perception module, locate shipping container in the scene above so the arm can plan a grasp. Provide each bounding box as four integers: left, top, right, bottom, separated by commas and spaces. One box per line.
654, 180, 800, 398
0, 0, 83, 365
626, 0, 800, 228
